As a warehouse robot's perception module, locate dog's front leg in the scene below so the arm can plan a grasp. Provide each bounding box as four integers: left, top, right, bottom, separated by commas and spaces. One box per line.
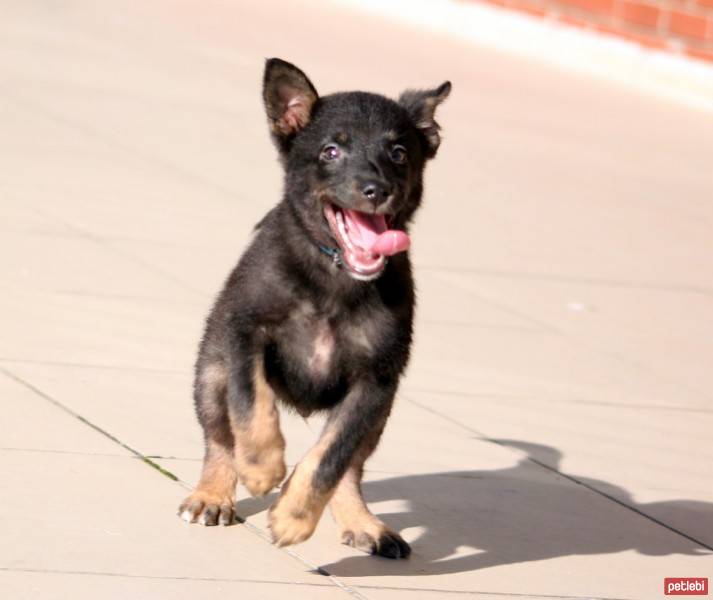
268, 379, 395, 547
227, 330, 287, 498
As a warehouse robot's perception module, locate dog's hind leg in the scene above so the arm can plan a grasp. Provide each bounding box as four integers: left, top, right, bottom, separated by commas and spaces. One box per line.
329, 426, 411, 558
179, 361, 239, 526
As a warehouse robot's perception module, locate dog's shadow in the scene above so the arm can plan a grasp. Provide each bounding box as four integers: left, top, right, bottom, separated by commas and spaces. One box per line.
241, 440, 713, 577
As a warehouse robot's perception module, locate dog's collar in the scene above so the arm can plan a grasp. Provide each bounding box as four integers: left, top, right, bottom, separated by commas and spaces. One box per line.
318, 244, 342, 267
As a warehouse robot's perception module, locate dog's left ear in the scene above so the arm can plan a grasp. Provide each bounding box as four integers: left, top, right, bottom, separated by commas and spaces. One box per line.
263, 58, 319, 144
399, 81, 452, 159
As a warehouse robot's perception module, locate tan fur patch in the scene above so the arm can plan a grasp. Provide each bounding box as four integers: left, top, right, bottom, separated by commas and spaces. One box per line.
327, 416, 405, 553
232, 359, 286, 497
268, 431, 336, 547
330, 465, 389, 549
178, 440, 238, 525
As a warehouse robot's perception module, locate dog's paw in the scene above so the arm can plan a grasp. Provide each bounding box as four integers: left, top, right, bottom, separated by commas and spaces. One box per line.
267, 491, 325, 547
239, 451, 286, 497
178, 491, 236, 526
342, 526, 411, 559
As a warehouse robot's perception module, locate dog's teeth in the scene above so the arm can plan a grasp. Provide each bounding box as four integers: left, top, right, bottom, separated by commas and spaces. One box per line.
336, 209, 348, 231
336, 210, 355, 251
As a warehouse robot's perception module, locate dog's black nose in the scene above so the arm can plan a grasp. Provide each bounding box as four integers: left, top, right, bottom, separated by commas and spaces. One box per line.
362, 182, 391, 206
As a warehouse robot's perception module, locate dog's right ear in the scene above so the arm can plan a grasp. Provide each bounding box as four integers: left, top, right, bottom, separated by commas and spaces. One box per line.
263, 58, 319, 145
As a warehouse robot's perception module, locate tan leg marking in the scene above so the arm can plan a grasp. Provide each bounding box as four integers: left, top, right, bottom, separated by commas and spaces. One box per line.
232, 360, 286, 497
268, 432, 336, 547
178, 440, 238, 526
331, 466, 386, 544
330, 465, 409, 556
329, 420, 410, 558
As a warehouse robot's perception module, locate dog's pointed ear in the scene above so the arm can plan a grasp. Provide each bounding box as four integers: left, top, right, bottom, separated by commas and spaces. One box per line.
263, 58, 319, 143
399, 81, 451, 159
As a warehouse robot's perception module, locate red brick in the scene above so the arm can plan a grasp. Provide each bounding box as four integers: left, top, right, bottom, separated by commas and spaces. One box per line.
619, 30, 669, 49
557, 14, 593, 28
667, 10, 710, 40
686, 47, 713, 62
513, 4, 548, 17
480, 0, 508, 7
559, 0, 616, 16
595, 23, 668, 48
617, 0, 660, 29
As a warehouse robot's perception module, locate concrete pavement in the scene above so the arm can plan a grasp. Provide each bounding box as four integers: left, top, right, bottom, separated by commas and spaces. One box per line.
1, 1, 712, 598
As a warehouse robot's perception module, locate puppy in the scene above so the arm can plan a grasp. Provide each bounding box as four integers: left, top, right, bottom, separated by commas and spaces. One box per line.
179, 58, 450, 559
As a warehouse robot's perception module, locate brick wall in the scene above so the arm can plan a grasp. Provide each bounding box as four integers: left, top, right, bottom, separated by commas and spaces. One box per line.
470, 0, 713, 63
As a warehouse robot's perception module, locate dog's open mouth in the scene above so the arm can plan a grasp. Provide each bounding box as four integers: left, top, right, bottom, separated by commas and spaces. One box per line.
323, 202, 411, 281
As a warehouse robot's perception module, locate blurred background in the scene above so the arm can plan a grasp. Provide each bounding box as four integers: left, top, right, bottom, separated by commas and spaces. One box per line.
465, 0, 713, 61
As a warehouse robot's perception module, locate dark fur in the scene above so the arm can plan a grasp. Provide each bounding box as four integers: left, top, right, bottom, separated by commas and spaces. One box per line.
183, 58, 450, 557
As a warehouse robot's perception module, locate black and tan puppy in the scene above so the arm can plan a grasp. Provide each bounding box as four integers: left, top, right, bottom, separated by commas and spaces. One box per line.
178, 58, 450, 559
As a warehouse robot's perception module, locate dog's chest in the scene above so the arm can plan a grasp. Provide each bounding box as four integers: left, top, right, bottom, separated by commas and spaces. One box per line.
307, 320, 335, 376
274, 303, 375, 380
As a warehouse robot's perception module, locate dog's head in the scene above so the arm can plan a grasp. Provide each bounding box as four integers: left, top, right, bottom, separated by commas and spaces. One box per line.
263, 58, 450, 281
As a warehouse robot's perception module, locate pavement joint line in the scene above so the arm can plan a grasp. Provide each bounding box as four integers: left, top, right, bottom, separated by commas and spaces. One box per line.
27, 204, 210, 300
1, 189, 208, 300
426, 272, 713, 405
355, 583, 636, 600
1, 86, 245, 205
101, 240, 210, 299
403, 394, 713, 553
0, 568, 636, 600
0, 447, 130, 458
0, 283, 205, 307
0, 357, 186, 374
418, 265, 713, 298
0, 366, 369, 600
420, 320, 545, 333
47, 288, 206, 305
0, 566, 336, 588
7, 73, 248, 121
401, 387, 713, 414
427, 272, 558, 335
0, 208, 209, 301
0, 366, 180, 482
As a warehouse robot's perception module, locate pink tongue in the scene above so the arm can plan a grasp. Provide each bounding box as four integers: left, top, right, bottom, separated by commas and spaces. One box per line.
371, 231, 410, 256
343, 209, 411, 257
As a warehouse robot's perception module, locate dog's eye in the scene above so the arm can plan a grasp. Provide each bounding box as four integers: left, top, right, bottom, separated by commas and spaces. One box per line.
321, 144, 341, 161
390, 145, 407, 164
